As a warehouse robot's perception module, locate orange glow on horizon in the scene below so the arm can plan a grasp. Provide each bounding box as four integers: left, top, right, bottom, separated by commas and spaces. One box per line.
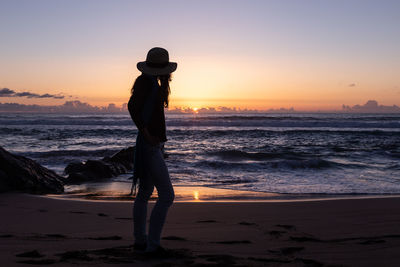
1, 53, 398, 112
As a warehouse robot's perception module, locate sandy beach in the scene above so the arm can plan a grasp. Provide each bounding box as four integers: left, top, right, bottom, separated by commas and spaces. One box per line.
0, 193, 399, 266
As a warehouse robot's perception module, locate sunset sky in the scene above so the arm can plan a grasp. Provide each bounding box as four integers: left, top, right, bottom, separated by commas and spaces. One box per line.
0, 0, 399, 111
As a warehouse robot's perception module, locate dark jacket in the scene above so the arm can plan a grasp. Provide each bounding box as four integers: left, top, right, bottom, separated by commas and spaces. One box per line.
128, 74, 167, 142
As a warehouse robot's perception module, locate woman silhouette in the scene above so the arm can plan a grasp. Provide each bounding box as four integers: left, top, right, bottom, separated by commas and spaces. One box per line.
128, 47, 177, 254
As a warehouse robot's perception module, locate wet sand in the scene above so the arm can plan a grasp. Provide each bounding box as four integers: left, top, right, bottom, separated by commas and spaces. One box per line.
1, 193, 400, 266
59, 183, 396, 202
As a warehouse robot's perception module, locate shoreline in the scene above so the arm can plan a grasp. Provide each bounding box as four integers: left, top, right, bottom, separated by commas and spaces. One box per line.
49, 184, 400, 203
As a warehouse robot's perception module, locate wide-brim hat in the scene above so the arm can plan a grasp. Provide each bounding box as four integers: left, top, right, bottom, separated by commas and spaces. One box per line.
137, 47, 177, 75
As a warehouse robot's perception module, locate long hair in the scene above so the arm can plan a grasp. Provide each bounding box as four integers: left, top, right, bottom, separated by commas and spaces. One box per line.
158, 74, 171, 108
130, 74, 171, 108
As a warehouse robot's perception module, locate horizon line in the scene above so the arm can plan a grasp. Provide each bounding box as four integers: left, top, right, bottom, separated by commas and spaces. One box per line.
0, 100, 399, 114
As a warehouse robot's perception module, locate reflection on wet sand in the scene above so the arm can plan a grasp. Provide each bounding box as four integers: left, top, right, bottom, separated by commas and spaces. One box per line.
45, 182, 397, 203
48, 182, 280, 202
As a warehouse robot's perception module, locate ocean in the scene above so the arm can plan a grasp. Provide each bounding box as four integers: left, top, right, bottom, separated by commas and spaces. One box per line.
1, 112, 400, 199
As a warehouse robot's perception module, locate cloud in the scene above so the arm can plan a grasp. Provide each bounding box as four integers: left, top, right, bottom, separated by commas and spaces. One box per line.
0, 88, 65, 99
342, 100, 400, 113
0, 88, 15, 96
37, 93, 64, 99
348, 83, 356, 87
166, 106, 295, 114
0, 100, 128, 113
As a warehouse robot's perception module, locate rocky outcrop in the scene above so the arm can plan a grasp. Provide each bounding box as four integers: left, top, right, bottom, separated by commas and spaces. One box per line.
0, 146, 64, 194
64, 146, 135, 184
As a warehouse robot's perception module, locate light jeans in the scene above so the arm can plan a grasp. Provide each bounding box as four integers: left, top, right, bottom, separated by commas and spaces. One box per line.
133, 141, 174, 252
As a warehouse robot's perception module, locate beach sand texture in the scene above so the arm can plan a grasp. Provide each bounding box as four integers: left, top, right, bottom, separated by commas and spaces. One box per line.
1, 193, 400, 266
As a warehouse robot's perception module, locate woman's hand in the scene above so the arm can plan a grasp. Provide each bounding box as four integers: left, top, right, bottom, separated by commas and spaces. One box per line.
142, 127, 159, 146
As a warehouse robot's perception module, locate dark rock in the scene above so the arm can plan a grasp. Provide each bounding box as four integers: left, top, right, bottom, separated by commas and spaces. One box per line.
16, 250, 44, 258
0, 146, 64, 194
106, 146, 135, 168
64, 146, 135, 184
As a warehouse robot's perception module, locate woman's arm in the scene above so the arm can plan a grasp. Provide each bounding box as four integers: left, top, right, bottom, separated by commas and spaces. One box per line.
128, 76, 148, 131
128, 76, 160, 145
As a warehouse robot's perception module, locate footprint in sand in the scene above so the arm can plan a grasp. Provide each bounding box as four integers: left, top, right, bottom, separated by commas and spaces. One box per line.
162, 236, 187, 241
56, 250, 94, 262
248, 256, 292, 264
238, 221, 258, 226
88, 235, 122, 240
196, 220, 217, 223
275, 224, 296, 230
16, 250, 44, 258
45, 234, 67, 239
295, 258, 324, 267
16, 251, 57, 265
55, 246, 192, 263
290, 236, 322, 242
213, 240, 252, 244
279, 246, 305, 255
268, 224, 296, 238
198, 254, 238, 265
359, 239, 386, 245
115, 217, 132, 220
290, 234, 400, 245
26, 233, 67, 240
69, 211, 88, 214
0, 234, 14, 238
249, 255, 324, 266
17, 259, 56, 265
268, 230, 287, 238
